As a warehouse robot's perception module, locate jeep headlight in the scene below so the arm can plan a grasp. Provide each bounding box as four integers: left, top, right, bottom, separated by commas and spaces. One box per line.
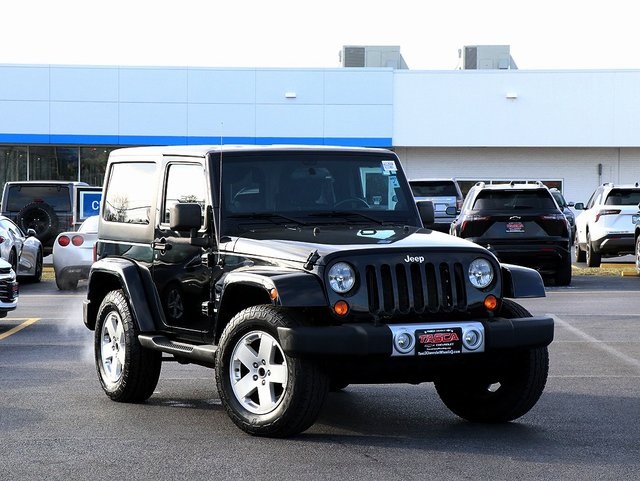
468, 258, 494, 289
328, 262, 356, 294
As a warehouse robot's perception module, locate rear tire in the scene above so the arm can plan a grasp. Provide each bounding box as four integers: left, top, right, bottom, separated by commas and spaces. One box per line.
95, 289, 162, 402
215, 305, 329, 437
554, 255, 572, 286
574, 233, 586, 263
434, 299, 549, 423
55, 273, 78, 290
586, 232, 601, 267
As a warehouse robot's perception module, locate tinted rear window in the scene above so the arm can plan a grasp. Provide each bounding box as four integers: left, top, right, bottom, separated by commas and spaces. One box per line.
410, 181, 459, 197
473, 190, 557, 210
6, 185, 71, 211
604, 189, 640, 205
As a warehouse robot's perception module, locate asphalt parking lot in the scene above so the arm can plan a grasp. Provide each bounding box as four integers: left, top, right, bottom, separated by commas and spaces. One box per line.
1, 271, 639, 481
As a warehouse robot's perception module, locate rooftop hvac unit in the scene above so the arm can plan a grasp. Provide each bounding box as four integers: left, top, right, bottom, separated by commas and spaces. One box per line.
463, 45, 517, 70
341, 46, 408, 69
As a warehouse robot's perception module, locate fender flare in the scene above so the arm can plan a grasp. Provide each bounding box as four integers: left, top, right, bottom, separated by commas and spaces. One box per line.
220, 269, 328, 307
501, 263, 546, 299
84, 257, 163, 332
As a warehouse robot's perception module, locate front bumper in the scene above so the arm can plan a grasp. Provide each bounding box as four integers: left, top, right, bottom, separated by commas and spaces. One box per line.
277, 316, 554, 358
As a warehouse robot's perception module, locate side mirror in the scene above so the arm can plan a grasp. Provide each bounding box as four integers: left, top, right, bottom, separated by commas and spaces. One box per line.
170, 203, 202, 232
573, 202, 585, 210
567, 201, 575, 207
26, 228, 37, 237
416, 200, 434, 227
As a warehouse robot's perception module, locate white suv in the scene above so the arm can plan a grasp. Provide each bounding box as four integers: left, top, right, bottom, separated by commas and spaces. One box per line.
574, 182, 640, 267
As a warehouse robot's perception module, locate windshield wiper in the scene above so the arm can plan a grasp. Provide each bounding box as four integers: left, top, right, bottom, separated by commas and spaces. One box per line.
227, 213, 307, 226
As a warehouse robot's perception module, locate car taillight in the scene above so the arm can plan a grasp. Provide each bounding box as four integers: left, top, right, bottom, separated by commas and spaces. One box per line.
0, 236, 4, 244
58, 235, 70, 247
595, 209, 621, 222
71, 235, 84, 247
461, 215, 492, 237
93, 243, 98, 262
456, 198, 463, 210
538, 214, 569, 236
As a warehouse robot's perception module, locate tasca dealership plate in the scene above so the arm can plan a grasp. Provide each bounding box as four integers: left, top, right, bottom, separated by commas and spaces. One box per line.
416, 327, 462, 355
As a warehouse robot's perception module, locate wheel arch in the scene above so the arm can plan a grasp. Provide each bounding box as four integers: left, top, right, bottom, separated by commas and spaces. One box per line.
84, 257, 162, 332
215, 270, 327, 342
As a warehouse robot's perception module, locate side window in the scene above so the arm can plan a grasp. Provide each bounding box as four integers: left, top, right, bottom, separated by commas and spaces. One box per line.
162, 163, 207, 225
586, 189, 602, 209
103, 162, 156, 224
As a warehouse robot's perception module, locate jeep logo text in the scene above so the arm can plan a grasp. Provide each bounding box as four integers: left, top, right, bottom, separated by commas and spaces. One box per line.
404, 255, 425, 263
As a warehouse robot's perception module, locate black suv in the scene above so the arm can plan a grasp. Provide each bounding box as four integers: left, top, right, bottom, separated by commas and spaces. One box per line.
83, 146, 554, 437
450, 181, 572, 286
0, 181, 101, 254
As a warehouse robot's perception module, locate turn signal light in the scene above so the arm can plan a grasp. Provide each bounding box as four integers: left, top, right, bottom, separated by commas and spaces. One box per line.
333, 300, 349, 316
484, 295, 498, 311
269, 288, 279, 301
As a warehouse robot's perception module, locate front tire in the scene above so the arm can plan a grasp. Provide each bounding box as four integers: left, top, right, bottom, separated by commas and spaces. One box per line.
434, 299, 549, 423
95, 289, 162, 402
215, 305, 329, 437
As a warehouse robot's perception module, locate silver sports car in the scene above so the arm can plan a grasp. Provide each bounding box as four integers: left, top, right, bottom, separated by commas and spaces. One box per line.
0, 215, 44, 282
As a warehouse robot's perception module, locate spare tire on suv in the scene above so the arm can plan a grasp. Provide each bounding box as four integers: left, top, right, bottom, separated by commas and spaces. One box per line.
17, 201, 59, 244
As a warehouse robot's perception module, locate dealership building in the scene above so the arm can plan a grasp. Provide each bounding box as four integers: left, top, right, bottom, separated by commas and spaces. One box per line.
1, 46, 640, 203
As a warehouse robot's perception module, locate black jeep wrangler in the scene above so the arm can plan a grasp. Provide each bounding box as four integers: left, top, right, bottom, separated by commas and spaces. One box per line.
83, 145, 554, 437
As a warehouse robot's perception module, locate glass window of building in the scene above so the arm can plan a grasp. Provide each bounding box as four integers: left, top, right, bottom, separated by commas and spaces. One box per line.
29, 146, 79, 181
0, 146, 28, 187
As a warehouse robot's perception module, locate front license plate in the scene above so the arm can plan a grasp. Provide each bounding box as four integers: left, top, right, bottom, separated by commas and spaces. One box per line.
506, 222, 524, 233
415, 327, 462, 356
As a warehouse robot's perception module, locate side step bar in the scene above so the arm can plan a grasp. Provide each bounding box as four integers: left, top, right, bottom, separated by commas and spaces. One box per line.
138, 334, 217, 367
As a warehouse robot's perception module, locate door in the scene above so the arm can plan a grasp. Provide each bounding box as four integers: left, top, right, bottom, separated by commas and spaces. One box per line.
153, 161, 211, 335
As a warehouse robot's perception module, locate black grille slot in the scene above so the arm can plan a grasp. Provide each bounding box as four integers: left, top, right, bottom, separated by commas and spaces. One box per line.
366, 261, 467, 315
0, 280, 16, 302
410, 264, 424, 311
395, 264, 409, 312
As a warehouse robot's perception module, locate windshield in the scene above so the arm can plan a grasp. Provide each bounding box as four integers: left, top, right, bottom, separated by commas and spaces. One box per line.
217, 151, 419, 234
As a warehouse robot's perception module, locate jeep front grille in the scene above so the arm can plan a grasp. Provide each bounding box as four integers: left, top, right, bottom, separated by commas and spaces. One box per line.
365, 261, 467, 315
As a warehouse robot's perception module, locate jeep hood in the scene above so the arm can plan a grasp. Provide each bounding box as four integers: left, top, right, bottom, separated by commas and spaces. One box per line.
229, 226, 487, 266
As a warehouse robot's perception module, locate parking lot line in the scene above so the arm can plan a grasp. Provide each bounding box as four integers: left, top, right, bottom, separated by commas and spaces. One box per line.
552, 314, 640, 371
0, 318, 41, 341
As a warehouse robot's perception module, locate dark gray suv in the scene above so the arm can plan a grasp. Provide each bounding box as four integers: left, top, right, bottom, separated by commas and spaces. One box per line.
409, 178, 463, 233
0, 181, 101, 254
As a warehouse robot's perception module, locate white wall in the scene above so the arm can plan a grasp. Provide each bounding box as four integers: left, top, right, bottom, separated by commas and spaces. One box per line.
393, 69, 640, 147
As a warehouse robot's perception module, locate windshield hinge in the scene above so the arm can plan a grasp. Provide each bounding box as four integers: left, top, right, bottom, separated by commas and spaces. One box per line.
304, 249, 320, 271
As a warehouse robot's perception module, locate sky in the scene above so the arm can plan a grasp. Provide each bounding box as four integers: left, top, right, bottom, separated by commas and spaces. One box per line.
1, 0, 639, 71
